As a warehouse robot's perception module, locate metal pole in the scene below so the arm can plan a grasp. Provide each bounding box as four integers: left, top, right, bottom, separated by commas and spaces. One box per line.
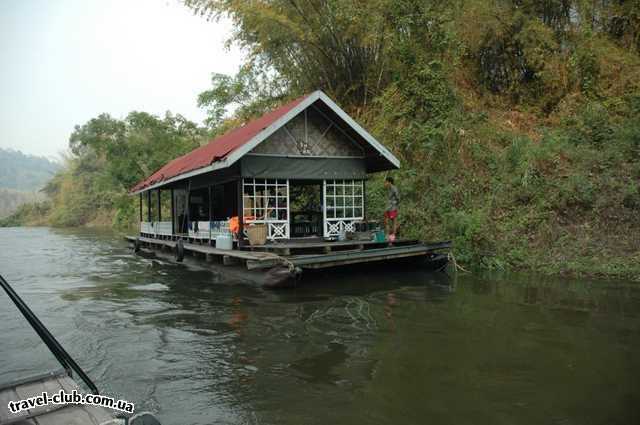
147, 191, 151, 222
208, 185, 213, 244
0, 274, 99, 395
237, 178, 244, 248
171, 188, 175, 236
363, 179, 367, 223
186, 181, 191, 234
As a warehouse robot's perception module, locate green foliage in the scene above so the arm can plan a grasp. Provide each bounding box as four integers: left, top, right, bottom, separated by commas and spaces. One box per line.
0, 200, 51, 227
622, 183, 640, 210
197, 65, 290, 130
6, 112, 207, 229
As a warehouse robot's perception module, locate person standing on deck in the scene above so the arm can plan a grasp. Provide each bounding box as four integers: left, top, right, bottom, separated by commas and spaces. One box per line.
384, 176, 400, 241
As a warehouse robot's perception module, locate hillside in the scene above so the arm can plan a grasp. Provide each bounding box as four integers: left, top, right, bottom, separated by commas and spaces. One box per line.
0, 149, 59, 218
0, 148, 59, 191
4, 0, 639, 280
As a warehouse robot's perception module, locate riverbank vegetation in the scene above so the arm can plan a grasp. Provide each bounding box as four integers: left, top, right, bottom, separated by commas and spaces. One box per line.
3, 0, 639, 280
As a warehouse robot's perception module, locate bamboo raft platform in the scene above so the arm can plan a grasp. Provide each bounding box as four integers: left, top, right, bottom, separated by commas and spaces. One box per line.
126, 236, 451, 284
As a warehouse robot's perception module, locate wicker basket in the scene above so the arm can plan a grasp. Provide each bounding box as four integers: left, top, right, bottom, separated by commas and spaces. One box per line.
246, 224, 268, 246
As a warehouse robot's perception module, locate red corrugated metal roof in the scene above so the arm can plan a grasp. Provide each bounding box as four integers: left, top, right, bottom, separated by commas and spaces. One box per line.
130, 94, 310, 193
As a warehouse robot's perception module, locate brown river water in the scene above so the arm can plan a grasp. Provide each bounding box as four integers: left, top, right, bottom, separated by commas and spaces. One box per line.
1, 227, 639, 425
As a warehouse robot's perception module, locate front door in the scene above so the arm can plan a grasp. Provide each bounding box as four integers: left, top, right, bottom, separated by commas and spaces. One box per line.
289, 181, 323, 237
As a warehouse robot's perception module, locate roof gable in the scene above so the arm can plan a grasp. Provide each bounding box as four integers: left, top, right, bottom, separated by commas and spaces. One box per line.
249, 106, 365, 157
131, 90, 399, 193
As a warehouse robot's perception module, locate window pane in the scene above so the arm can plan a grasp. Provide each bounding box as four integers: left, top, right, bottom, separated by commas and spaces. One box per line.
336, 207, 345, 218
354, 207, 363, 218
243, 196, 253, 210
345, 196, 353, 207
278, 209, 287, 220
354, 184, 363, 196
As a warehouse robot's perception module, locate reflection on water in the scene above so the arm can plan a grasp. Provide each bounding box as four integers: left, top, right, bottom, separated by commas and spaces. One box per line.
1, 227, 639, 425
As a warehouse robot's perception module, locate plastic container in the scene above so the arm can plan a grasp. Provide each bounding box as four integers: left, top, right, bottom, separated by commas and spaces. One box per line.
215, 233, 233, 250
373, 230, 386, 242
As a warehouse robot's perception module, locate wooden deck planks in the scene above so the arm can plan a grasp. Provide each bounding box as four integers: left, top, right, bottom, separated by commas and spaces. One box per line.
128, 236, 281, 262
128, 235, 451, 272
247, 238, 419, 251
286, 244, 437, 269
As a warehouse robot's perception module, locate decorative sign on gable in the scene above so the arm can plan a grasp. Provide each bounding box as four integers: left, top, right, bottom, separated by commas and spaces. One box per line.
250, 107, 365, 158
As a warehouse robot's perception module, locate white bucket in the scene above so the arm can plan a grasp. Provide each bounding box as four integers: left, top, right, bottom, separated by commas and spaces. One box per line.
215, 234, 233, 250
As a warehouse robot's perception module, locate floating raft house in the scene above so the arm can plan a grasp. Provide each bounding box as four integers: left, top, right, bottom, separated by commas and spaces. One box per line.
127, 90, 450, 286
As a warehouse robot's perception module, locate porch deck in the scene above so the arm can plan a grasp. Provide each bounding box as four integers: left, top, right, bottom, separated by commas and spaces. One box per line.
127, 235, 451, 274
244, 237, 420, 255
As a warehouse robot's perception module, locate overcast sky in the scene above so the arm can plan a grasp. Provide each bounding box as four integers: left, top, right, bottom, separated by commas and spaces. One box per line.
0, 0, 243, 159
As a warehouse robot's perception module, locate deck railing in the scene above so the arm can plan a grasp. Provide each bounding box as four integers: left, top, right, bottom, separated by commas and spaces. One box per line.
324, 219, 360, 237
244, 219, 289, 239
155, 222, 172, 236
140, 221, 172, 236
187, 220, 231, 239
141, 221, 154, 235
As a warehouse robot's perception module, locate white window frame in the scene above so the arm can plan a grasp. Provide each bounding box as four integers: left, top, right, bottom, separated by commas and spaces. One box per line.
242, 178, 290, 239
323, 179, 364, 237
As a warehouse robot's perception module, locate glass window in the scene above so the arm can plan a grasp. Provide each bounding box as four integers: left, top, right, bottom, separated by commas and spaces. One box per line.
324, 180, 364, 221
242, 178, 289, 236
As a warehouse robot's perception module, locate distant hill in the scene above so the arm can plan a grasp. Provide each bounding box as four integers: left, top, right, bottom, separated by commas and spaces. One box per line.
0, 188, 45, 219
0, 148, 60, 191
0, 149, 59, 218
